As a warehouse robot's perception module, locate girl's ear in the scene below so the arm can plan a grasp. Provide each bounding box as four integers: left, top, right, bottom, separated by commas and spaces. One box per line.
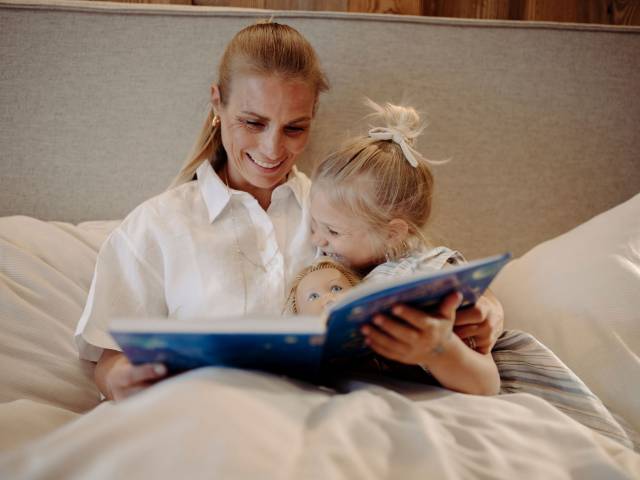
211, 84, 222, 111
386, 218, 409, 243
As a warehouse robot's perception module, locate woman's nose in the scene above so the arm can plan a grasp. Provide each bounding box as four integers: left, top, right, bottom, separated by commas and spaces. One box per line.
261, 128, 284, 160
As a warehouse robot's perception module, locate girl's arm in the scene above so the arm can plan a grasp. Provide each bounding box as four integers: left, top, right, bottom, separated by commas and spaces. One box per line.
95, 349, 167, 401
361, 292, 500, 395
414, 330, 500, 396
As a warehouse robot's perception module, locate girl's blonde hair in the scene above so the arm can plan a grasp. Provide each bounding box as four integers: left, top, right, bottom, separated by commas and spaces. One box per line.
170, 21, 329, 188
312, 99, 439, 261
284, 258, 361, 314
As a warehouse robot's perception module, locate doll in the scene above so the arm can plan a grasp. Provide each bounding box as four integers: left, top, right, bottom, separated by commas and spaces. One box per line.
285, 258, 361, 315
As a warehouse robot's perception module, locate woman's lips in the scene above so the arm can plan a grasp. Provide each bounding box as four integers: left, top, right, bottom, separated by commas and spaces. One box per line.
246, 152, 284, 170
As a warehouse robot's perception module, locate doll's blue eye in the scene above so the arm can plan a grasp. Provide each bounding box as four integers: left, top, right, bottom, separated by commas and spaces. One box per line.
307, 292, 320, 301
330, 285, 343, 293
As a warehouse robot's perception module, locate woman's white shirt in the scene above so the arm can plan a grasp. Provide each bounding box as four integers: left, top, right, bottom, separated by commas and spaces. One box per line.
74, 161, 316, 362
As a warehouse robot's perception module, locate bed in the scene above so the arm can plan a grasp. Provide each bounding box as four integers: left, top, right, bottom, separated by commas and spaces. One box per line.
1, 0, 639, 478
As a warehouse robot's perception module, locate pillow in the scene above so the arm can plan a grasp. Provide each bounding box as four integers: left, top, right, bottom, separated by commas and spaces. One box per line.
0, 216, 119, 413
492, 193, 640, 432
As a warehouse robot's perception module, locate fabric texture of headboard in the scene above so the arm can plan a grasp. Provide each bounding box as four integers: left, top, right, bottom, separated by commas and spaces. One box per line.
1, 0, 639, 258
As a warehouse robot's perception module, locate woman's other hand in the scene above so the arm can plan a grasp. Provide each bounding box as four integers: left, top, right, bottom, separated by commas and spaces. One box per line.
95, 349, 167, 401
453, 290, 504, 354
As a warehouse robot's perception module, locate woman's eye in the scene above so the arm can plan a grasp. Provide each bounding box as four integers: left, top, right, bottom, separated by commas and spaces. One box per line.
244, 120, 264, 130
285, 126, 306, 135
330, 285, 343, 293
328, 228, 339, 236
307, 292, 320, 301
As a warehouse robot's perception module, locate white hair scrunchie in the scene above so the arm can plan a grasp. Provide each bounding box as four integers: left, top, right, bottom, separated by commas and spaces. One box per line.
367, 127, 420, 167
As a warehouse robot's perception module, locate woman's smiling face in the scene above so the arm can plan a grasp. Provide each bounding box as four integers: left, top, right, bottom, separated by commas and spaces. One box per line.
212, 74, 316, 197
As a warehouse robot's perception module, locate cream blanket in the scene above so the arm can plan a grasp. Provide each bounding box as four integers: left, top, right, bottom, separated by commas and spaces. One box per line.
2, 368, 639, 480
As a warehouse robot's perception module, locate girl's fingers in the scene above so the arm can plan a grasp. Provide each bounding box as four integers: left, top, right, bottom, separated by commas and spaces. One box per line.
367, 342, 403, 363
390, 293, 461, 330
371, 315, 418, 345
363, 325, 409, 354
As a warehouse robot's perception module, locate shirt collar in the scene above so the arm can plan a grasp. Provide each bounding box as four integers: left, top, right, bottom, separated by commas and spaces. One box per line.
276, 165, 307, 209
197, 161, 309, 223
196, 160, 231, 223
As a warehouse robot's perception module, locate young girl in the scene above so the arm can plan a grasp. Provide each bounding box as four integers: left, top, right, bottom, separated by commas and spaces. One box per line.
308, 99, 501, 395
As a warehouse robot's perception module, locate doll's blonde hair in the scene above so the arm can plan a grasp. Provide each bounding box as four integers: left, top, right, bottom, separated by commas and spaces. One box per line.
170, 21, 329, 188
312, 99, 440, 261
284, 258, 361, 314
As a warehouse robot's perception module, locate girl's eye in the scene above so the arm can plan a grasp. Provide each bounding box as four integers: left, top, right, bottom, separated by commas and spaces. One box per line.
330, 285, 343, 293
307, 292, 320, 301
328, 228, 339, 236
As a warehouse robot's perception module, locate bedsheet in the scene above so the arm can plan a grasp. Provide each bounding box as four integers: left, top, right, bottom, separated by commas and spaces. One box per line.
1, 368, 639, 480
1, 211, 639, 478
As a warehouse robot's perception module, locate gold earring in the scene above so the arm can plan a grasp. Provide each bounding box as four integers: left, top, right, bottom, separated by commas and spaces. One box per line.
212, 114, 220, 128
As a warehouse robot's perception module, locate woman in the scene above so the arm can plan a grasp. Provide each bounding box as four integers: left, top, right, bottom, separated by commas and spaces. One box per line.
75, 21, 503, 401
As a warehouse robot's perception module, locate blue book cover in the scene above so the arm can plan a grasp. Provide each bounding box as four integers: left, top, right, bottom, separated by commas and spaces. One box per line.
110, 317, 328, 380
322, 253, 512, 373
109, 253, 511, 382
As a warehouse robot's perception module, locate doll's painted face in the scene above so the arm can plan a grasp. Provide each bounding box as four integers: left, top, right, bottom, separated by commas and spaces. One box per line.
295, 267, 354, 315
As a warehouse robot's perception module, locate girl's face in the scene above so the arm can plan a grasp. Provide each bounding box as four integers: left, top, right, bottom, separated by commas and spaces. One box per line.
212, 74, 315, 196
295, 267, 353, 315
310, 189, 386, 271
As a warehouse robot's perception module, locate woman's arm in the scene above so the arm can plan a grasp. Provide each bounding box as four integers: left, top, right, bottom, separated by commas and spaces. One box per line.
361, 292, 500, 395
95, 349, 167, 401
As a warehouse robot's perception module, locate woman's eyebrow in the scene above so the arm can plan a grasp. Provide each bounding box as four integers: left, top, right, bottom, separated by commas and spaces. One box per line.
240, 111, 311, 124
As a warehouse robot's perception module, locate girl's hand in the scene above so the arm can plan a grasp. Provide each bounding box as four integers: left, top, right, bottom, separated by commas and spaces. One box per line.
96, 350, 167, 401
360, 292, 463, 366
453, 290, 504, 354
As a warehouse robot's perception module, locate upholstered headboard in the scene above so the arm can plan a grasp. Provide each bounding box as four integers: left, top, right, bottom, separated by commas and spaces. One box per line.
1, 0, 639, 258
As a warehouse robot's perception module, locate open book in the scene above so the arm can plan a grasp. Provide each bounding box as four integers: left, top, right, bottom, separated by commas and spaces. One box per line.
110, 253, 511, 382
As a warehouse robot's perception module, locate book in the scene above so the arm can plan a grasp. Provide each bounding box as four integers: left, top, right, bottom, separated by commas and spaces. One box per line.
109, 252, 511, 382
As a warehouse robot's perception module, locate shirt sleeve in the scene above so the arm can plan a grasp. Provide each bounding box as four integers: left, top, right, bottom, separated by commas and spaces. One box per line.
365, 246, 466, 283
74, 220, 168, 362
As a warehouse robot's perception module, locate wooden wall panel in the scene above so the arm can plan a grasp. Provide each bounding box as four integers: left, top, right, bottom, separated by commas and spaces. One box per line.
89, 0, 640, 25
347, 0, 422, 15
194, 0, 347, 10
423, 0, 512, 20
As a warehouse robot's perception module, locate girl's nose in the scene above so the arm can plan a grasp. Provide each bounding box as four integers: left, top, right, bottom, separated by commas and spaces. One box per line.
311, 230, 328, 247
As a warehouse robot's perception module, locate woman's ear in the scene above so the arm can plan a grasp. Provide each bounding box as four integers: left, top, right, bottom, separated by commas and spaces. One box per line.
386, 218, 410, 243
210, 84, 222, 112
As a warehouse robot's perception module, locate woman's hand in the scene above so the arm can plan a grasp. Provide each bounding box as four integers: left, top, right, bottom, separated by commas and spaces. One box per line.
360, 292, 463, 366
452, 290, 504, 354
95, 349, 167, 401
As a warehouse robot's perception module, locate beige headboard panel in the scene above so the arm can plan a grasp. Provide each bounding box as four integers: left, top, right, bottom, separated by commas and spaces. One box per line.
1, 0, 639, 258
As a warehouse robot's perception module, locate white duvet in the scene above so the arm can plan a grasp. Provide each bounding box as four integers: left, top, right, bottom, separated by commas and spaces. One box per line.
1, 213, 640, 479
0, 369, 638, 479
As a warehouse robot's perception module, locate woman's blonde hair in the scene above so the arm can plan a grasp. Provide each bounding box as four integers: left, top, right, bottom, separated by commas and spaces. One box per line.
312, 99, 439, 261
284, 258, 361, 314
170, 21, 329, 188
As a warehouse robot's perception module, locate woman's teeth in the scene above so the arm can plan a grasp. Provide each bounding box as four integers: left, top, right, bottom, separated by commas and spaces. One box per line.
247, 153, 283, 170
